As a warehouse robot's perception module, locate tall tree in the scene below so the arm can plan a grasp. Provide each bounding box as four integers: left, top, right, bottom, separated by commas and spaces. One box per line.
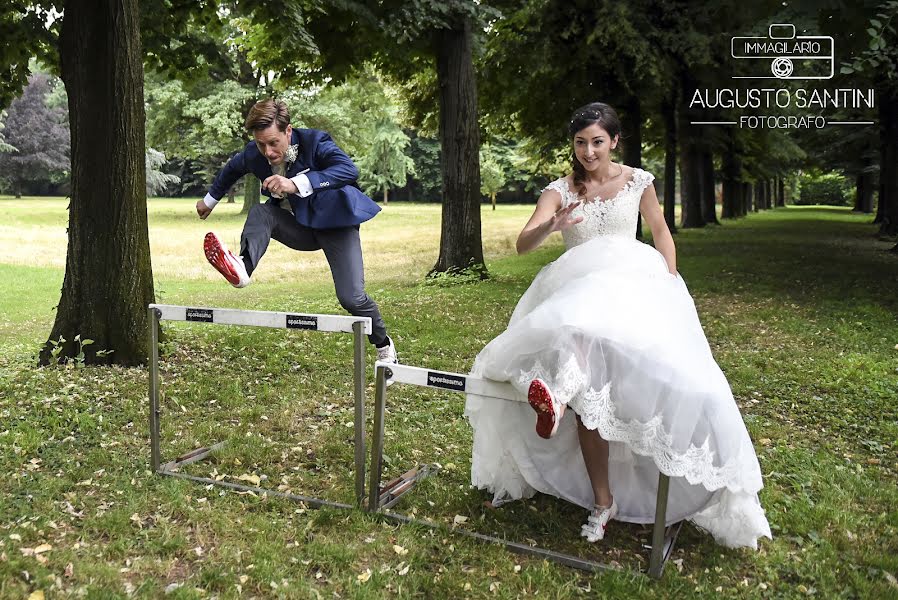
357, 119, 416, 204
39, 0, 154, 365
304, 1, 492, 276
480, 144, 507, 210
841, 2, 898, 240
0, 73, 70, 197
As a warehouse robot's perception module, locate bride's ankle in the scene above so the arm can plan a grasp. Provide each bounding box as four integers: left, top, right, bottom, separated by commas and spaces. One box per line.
594, 495, 613, 509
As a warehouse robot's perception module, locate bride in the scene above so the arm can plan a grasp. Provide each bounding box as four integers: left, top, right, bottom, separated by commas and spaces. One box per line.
464, 102, 771, 549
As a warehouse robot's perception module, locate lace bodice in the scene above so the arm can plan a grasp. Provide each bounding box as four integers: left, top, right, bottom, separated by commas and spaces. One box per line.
543, 168, 655, 248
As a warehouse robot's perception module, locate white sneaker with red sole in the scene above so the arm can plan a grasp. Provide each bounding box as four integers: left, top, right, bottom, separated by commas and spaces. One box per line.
204, 232, 250, 288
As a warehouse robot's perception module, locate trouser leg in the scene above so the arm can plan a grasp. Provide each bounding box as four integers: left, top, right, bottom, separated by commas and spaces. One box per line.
316, 226, 389, 346
240, 203, 318, 275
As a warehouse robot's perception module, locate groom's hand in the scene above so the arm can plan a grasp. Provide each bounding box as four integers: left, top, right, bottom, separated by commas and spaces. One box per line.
262, 175, 298, 197
196, 199, 212, 220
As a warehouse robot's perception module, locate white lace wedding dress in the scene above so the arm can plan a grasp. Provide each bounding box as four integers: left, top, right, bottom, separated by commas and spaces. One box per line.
464, 168, 772, 549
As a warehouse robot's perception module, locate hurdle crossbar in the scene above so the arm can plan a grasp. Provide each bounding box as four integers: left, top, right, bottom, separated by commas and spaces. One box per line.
148, 304, 371, 508
367, 361, 682, 578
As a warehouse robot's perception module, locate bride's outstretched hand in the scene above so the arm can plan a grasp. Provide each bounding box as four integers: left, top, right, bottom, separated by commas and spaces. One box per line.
549, 201, 583, 232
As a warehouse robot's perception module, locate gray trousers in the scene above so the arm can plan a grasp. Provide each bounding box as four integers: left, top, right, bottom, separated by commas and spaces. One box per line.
240, 203, 388, 346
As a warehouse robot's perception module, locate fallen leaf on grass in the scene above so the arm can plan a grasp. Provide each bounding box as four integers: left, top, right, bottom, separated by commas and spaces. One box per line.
28, 592, 44, 600
393, 545, 408, 556
64, 563, 73, 578
453, 515, 468, 526
237, 474, 261, 486
357, 569, 371, 583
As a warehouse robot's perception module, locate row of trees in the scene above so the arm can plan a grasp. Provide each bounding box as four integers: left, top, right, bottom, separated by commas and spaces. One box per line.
1, 0, 895, 366
0, 66, 540, 207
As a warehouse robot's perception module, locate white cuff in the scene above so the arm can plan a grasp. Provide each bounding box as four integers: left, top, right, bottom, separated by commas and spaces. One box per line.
202, 193, 220, 209
291, 173, 313, 198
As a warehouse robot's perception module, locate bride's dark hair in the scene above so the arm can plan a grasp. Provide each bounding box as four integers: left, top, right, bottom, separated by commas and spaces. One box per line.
568, 102, 622, 198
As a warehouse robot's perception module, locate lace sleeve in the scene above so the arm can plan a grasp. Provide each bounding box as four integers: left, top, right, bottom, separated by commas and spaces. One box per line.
632, 169, 656, 199
542, 179, 572, 207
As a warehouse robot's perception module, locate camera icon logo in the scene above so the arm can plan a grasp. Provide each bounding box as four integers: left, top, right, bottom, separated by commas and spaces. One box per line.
731, 24, 834, 80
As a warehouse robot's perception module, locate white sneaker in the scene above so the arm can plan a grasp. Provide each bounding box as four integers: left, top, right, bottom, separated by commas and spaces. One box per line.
204, 232, 250, 288
375, 337, 398, 364
581, 500, 618, 543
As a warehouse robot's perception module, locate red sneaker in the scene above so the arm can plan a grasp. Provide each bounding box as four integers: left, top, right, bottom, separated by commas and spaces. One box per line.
203, 232, 250, 288
528, 378, 561, 439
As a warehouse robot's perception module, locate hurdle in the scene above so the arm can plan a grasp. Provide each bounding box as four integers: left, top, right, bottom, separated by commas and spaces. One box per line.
366, 361, 683, 578
148, 304, 371, 509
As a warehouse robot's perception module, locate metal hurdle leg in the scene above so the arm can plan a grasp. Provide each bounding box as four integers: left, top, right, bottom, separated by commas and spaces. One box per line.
367, 365, 436, 511
352, 320, 366, 507
367, 365, 388, 512
148, 304, 371, 510
647, 473, 683, 579
149, 307, 161, 473
366, 362, 682, 578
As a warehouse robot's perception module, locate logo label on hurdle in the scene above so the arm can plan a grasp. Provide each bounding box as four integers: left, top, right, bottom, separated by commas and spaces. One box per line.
186, 308, 214, 322
427, 372, 466, 392
286, 314, 318, 330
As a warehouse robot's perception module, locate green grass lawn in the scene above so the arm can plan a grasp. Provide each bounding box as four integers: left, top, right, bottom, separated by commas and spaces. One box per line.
1, 197, 897, 598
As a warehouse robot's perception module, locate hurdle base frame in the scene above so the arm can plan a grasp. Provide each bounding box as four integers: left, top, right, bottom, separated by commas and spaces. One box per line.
148, 304, 371, 510
366, 362, 683, 579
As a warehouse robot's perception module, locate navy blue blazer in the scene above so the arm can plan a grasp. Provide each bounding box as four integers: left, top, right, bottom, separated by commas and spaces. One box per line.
207, 128, 381, 229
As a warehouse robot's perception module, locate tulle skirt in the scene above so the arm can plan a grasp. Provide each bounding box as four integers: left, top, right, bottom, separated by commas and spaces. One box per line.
464, 236, 771, 549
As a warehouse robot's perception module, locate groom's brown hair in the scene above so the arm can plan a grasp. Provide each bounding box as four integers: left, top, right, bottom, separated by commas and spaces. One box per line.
245, 99, 290, 133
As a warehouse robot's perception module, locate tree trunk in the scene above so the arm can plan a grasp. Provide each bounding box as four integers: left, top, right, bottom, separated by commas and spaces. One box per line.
679, 142, 704, 228
853, 173, 864, 211
878, 89, 898, 236
430, 19, 485, 277
40, 0, 153, 366
491, 192, 496, 210
383, 187, 388, 205
859, 171, 874, 213
721, 133, 741, 219
621, 98, 643, 239
875, 178, 885, 224
241, 178, 260, 214
662, 96, 677, 232
700, 149, 718, 224
776, 177, 785, 207
227, 186, 236, 203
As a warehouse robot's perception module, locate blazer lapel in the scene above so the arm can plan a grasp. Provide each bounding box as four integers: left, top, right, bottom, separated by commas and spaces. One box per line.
285, 130, 305, 177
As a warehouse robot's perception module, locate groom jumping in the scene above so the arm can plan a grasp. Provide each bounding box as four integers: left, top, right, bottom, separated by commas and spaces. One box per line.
196, 98, 397, 362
